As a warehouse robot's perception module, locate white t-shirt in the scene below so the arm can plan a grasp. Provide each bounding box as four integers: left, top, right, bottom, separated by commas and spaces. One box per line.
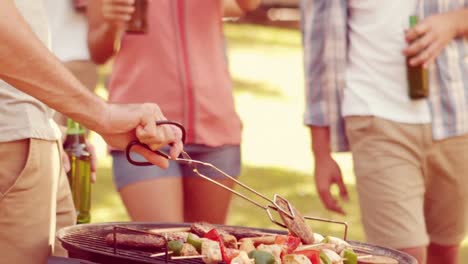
44, 0, 90, 62
0, 0, 60, 142
342, 0, 431, 124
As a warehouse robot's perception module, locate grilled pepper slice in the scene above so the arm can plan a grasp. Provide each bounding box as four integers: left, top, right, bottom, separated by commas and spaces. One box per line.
275, 235, 302, 254
248, 250, 277, 264
319, 251, 332, 264
187, 233, 202, 252
294, 249, 320, 264
341, 248, 357, 264
168, 240, 184, 256
205, 229, 227, 263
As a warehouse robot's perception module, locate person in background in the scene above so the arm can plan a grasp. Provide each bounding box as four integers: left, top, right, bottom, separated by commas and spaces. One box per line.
87, 0, 260, 224
44, 1, 99, 257
0, 1, 182, 263
45, 0, 98, 125
301, 0, 468, 263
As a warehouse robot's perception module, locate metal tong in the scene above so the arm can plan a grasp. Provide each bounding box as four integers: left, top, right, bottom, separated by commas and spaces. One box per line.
125, 121, 348, 241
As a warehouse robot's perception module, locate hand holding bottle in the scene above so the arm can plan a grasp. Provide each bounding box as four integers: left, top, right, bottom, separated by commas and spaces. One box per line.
403, 10, 462, 68
101, 0, 136, 28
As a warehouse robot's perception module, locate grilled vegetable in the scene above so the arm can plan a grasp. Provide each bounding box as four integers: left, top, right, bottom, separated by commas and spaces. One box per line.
312, 233, 324, 243
321, 236, 349, 254
293, 249, 320, 264
168, 240, 184, 256
275, 235, 302, 254
187, 233, 202, 252
205, 229, 227, 262
320, 249, 343, 264
202, 239, 223, 264
257, 244, 282, 264
239, 239, 256, 254
225, 248, 241, 263
248, 250, 277, 264
231, 251, 253, 264
283, 254, 312, 264
341, 249, 357, 264
320, 251, 332, 264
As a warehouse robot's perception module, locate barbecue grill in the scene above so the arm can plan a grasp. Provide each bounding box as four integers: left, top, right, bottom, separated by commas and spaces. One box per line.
57, 222, 417, 264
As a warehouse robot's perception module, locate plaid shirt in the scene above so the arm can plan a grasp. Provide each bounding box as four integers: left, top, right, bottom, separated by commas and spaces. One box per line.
301, 0, 468, 152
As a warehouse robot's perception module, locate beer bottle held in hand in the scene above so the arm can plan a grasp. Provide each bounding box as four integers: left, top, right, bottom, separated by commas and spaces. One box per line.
406, 15, 429, 99
64, 119, 92, 224
127, 0, 148, 34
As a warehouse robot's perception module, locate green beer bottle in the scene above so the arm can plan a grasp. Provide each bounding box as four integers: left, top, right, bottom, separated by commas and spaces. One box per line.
63, 119, 92, 224
407, 15, 429, 99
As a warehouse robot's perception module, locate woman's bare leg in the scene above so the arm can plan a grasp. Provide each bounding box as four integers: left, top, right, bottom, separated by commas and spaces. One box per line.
119, 177, 184, 222
182, 177, 234, 224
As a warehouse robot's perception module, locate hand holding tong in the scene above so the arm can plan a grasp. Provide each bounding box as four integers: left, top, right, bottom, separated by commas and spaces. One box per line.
125, 121, 348, 242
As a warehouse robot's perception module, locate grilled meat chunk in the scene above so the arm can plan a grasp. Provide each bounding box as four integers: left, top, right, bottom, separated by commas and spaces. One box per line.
105, 233, 166, 249
201, 238, 223, 264
190, 222, 238, 249
220, 233, 238, 249
180, 243, 199, 256
163, 232, 190, 242
275, 197, 315, 244
239, 239, 256, 254
191, 222, 271, 240
239, 236, 277, 246
191, 222, 221, 237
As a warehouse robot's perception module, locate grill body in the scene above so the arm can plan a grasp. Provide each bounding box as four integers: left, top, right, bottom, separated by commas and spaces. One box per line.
57, 222, 417, 264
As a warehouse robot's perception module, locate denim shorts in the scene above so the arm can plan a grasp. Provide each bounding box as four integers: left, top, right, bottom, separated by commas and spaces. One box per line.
111, 144, 241, 190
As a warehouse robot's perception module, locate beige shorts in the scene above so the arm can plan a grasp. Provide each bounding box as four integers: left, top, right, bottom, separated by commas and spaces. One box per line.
0, 139, 76, 263
345, 116, 468, 249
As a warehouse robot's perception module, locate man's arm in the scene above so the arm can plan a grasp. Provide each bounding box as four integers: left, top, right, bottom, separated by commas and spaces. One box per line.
0, 0, 106, 132
0, 0, 182, 167
301, 0, 349, 214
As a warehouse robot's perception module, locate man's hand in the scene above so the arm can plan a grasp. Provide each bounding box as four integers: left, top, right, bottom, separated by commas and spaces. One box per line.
314, 154, 348, 215
403, 10, 463, 68
310, 126, 348, 215
97, 103, 183, 169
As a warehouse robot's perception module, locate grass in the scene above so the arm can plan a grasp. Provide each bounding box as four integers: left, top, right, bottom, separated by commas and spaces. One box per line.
88, 23, 467, 262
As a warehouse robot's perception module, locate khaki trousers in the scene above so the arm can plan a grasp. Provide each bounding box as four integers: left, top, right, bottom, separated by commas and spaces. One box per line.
345, 116, 468, 249
0, 139, 76, 263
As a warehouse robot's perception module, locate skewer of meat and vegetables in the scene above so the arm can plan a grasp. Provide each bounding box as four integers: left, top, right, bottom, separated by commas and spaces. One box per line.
106, 222, 399, 264
119, 123, 402, 264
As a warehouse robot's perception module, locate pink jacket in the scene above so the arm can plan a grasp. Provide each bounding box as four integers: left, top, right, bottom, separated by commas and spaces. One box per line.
108, 0, 242, 146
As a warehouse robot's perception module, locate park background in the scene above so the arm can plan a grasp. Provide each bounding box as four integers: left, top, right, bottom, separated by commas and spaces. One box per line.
86, 19, 468, 262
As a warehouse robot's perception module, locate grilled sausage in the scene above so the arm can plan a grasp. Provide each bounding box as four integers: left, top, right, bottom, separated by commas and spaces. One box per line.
105, 233, 166, 249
